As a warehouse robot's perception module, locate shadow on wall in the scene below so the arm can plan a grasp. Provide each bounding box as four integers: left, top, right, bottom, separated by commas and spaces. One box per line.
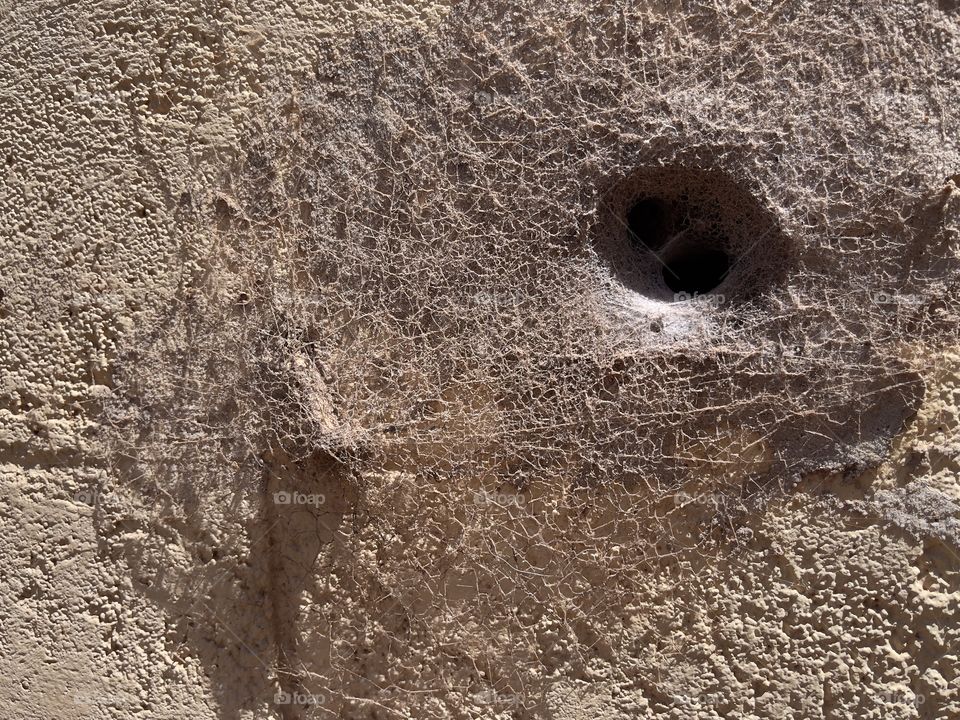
95, 443, 356, 720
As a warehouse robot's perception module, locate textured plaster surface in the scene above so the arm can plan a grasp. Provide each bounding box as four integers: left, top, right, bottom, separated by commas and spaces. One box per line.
1, 2, 958, 719
0, 2, 450, 718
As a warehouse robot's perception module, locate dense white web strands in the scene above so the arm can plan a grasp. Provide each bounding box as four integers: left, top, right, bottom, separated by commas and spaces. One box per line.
105, 1, 959, 716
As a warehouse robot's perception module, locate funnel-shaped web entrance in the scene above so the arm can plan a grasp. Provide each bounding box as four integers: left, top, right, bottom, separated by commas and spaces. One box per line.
595, 167, 793, 303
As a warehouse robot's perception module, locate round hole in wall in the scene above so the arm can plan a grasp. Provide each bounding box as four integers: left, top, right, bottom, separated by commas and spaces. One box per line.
594, 166, 794, 303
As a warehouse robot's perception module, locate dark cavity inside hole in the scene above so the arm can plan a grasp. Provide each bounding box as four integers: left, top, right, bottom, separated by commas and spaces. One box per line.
663, 247, 731, 296
627, 197, 669, 251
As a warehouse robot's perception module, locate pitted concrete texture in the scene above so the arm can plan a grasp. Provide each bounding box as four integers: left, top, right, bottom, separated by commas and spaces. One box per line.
0, 2, 450, 718
1, 2, 958, 719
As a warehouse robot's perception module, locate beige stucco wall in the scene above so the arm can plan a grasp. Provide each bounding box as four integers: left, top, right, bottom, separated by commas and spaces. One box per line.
1, 2, 957, 719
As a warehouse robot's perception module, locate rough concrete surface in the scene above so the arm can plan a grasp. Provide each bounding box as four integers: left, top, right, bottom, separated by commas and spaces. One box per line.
1, 1, 958, 719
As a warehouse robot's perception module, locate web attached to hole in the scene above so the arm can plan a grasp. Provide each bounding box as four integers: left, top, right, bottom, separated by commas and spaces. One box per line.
108, 1, 960, 715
